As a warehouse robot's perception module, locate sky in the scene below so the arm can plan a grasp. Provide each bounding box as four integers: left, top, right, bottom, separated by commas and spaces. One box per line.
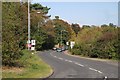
31, 1, 118, 26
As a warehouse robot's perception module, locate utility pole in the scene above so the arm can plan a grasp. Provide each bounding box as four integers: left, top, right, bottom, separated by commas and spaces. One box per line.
28, 0, 30, 50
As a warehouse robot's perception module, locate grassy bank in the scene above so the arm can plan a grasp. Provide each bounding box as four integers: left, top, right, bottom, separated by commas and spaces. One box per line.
2, 50, 52, 78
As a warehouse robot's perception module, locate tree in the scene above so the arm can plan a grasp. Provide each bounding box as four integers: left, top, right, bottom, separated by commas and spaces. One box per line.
109, 23, 116, 27
55, 16, 59, 19
2, 2, 51, 66
71, 23, 81, 36
2, 2, 23, 66
82, 25, 90, 29
101, 24, 108, 27
71, 25, 118, 59
30, 3, 51, 50
53, 18, 74, 45
31, 3, 50, 14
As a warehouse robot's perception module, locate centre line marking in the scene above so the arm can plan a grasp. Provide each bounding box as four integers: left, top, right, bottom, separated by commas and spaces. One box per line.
74, 62, 79, 64
98, 71, 103, 74
65, 59, 69, 62
51, 52, 103, 75
74, 62, 84, 67
68, 60, 72, 63
59, 57, 63, 60
89, 67, 98, 72
77, 64, 84, 67
54, 56, 57, 58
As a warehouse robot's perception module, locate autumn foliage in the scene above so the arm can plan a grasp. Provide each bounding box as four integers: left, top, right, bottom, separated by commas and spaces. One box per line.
71, 25, 119, 59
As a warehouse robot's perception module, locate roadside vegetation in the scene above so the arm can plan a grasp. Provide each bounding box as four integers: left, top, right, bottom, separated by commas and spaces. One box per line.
70, 25, 119, 60
2, 50, 52, 78
2, 2, 53, 78
2, 1, 119, 78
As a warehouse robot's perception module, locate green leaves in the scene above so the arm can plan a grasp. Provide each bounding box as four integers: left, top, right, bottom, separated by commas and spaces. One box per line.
71, 25, 118, 59
2, 2, 23, 66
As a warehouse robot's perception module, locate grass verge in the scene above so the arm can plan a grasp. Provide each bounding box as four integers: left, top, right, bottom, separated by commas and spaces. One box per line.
64, 50, 118, 66
2, 50, 53, 78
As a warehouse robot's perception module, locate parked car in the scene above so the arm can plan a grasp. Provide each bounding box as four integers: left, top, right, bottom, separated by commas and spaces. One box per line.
65, 46, 68, 50
53, 47, 57, 50
61, 47, 66, 51
56, 48, 62, 52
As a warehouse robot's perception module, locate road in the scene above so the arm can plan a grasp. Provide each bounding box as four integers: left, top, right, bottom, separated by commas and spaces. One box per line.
38, 50, 118, 78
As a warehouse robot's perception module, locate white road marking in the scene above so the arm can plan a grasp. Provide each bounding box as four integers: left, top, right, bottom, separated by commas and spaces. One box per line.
65, 59, 69, 62
74, 62, 79, 64
77, 64, 84, 67
74, 62, 84, 67
98, 71, 103, 74
89, 67, 103, 74
50, 52, 103, 75
59, 57, 63, 60
68, 60, 73, 63
54, 56, 57, 58
89, 67, 98, 72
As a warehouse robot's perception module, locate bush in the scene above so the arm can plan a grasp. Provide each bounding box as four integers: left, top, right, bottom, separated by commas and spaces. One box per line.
70, 26, 119, 60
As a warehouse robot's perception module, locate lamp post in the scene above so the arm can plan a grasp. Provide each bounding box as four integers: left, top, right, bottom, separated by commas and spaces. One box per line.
28, 0, 30, 50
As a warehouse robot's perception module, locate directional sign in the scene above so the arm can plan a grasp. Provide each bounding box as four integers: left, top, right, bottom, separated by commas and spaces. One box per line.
70, 41, 75, 49
31, 47, 35, 50
31, 40, 35, 45
27, 43, 31, 48
66, 42, 69, 45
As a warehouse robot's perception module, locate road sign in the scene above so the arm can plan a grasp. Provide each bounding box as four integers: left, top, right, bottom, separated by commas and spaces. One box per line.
31, 47, 35, 50
31, 40, 35, 45
66, 42, 69, 45
27, 43, 31, 48
70, 41, 75, 49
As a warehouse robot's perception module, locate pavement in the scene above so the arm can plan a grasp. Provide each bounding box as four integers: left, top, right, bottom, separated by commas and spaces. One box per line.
38, 50, 118, 78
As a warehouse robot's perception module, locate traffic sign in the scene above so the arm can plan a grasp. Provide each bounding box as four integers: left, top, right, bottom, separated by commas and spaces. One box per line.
27, 43, 31, 48
31, 47, 35, 50
31, 40, 35, 45
66, 42, 69, 45
70, 41, 75, 49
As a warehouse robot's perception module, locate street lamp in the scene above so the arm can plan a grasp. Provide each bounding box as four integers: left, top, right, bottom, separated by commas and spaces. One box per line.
28, 0, 30, 50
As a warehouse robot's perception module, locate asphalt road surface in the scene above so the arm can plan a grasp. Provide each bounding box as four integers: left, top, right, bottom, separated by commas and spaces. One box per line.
38, 50, 118, 78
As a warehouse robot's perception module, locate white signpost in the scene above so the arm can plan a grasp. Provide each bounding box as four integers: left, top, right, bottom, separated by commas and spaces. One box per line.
31, 40, 35, 50
31, 40, 36, 45
66, 42, 69, 45
70, 41, 75, 49
31, 47, 35, 51
27, 40, 31, 50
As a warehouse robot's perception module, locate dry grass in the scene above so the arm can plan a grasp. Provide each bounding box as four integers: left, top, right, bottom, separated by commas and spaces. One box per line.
2, 66, 24, 73
2, 50, 53, 78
